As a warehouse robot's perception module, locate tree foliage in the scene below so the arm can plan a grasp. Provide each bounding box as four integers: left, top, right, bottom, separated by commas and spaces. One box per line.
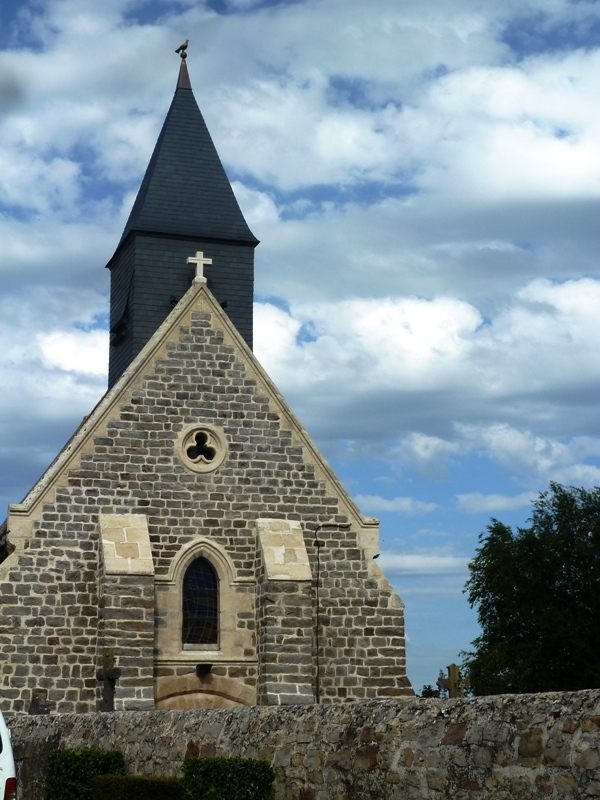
420, 684, 441, 698
463, 483, 600, 695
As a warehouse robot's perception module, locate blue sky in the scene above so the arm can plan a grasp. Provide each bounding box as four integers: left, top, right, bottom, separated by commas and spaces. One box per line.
1, 0, 600, 693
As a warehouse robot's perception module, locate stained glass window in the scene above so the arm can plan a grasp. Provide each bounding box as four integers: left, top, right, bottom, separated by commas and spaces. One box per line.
182, 557, 219, 645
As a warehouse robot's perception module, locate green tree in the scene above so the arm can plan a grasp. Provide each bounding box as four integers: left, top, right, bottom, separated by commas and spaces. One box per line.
463, 483, 600, 695
420, 684, 441, 698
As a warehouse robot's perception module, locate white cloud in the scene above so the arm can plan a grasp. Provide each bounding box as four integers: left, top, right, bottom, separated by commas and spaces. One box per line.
550, 463, 600, 487
390, 434, 463, 473
232, 182, 280, 227
211, 35, 600, 202
254, 302, 301, 369
462, 424, 569, 476
0, 215, 116, 294
456, 491, 535, 514
458, 423, 600, 486
415, 49, 600, 202
254, 295, 481, 395
380, 552, 467, 575
477, 277, 600, 396
255, 274, 600, 442
0, 150, 82, 214
38, 330, 109, 376
355, 494, 437, 514
217, 79, 408, 190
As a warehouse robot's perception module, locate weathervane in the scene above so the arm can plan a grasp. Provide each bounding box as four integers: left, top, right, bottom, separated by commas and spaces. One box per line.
175, 39, 189, 59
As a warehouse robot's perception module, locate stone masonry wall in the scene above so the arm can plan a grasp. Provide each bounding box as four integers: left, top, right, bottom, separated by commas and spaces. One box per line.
257, 578, 315, 705
0, 287, 410, 713
8, 691, 600, 800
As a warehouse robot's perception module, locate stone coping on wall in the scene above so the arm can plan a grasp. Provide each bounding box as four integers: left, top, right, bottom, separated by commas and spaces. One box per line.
8, 690, 600, 800
99, 513, 154, 575
257, 518, 312, 581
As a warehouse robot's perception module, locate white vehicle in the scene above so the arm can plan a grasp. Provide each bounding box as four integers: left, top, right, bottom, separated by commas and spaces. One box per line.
0, 710, 16, 800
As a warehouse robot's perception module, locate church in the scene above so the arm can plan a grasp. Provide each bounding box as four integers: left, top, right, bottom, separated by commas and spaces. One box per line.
0, 50, 412, 713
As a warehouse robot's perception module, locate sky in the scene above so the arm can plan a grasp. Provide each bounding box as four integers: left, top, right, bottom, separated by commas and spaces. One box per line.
1, 0, 600, 694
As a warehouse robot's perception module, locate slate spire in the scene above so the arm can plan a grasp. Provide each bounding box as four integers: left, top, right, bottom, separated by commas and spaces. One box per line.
176, 53, 192, 90
106, 47, 258, 388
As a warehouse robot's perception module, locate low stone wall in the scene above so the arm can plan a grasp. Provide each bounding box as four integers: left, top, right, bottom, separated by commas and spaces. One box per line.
9, 690, 600, 799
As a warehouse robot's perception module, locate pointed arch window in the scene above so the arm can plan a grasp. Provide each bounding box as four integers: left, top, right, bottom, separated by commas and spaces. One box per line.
182, 557, 219, 646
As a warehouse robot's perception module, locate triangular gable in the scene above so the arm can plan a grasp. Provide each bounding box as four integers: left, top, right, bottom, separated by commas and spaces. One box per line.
4, 282, 380, 565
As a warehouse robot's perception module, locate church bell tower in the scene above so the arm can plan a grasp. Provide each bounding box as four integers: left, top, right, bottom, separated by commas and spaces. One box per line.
105, 46, 258, 388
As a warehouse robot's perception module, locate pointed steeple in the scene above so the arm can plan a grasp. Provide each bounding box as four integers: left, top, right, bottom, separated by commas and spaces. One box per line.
176, 48, 192, 89
106, 47, 258, 388
115, 58, 257, 248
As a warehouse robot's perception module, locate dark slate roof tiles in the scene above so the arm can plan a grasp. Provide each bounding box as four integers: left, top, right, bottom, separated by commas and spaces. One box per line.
111, 75, 258, 259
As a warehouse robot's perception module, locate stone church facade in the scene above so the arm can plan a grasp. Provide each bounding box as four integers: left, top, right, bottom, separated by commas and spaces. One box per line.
0, 54, 412, 714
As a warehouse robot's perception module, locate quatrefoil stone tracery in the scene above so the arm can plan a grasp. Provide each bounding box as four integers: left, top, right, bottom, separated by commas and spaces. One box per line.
177, 424, 227, 473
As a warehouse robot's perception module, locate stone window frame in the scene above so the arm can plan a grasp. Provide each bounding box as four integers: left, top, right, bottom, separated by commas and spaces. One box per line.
155, 537, 255, 668
176, 422, 228, 474
166, 538, 236, 657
